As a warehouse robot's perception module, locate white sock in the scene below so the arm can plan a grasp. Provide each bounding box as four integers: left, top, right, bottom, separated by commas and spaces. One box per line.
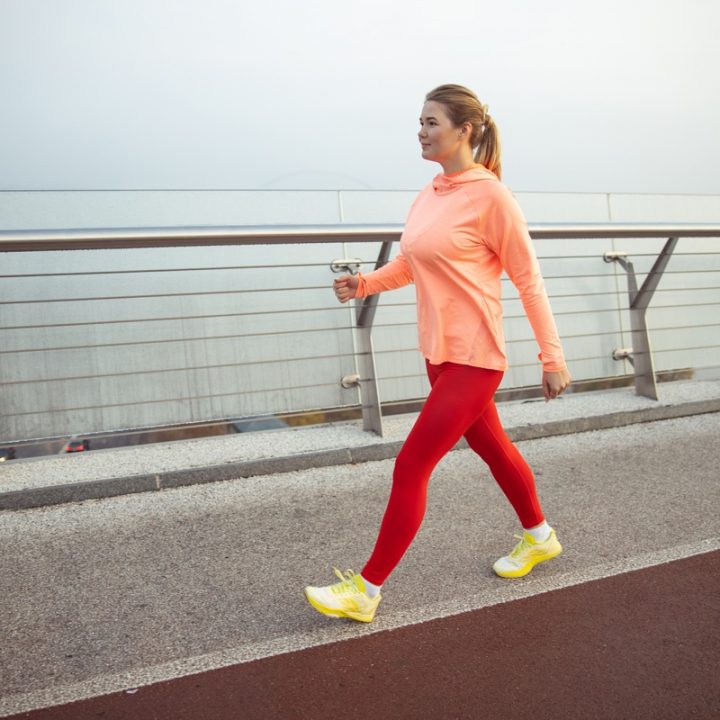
525, 520, 552, 543
361, 575, 382, 598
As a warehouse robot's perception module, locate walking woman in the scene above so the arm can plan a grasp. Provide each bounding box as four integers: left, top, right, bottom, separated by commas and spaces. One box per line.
305, 84, 571, 623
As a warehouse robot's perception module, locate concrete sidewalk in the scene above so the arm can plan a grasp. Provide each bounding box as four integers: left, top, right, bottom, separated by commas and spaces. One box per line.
2, 378, 720, 510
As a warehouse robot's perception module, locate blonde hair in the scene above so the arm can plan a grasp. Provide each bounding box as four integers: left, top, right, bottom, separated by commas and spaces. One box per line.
425, 84, 502, 180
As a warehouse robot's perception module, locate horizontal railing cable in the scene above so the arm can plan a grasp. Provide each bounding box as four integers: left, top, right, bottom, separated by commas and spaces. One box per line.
0, 351, 362, 387
654, 344, 720, 354
0, 304, 355, 331
5, 275, 716, 308
5, 380, 347, 418
0, 285, 330, 305
0, 325, 351, 355
0, 262, 332, 279
646, 323, 720, 333
2, 252, 716, 284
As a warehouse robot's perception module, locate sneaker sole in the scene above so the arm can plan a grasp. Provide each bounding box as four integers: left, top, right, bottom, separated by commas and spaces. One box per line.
493, 546, 563, 579
304, 590, 376, 623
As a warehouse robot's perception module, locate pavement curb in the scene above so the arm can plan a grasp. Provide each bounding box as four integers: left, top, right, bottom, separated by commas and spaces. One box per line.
2, 398, 719, 512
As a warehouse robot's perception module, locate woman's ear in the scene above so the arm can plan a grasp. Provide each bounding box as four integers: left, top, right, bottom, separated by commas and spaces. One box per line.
459, 121, 473, 138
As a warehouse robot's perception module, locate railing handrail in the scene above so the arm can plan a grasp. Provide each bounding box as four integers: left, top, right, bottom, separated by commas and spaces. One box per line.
1, 223, 720, 252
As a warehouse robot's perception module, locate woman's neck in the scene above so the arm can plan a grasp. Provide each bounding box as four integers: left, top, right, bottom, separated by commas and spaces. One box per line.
439, 148, 477, 175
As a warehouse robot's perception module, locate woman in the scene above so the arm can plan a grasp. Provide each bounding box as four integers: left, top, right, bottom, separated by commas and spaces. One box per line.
305, 84, 571, 623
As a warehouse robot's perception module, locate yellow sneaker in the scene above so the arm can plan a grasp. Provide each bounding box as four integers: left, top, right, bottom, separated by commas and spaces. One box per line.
304, 568, 381, 623
493, 530, 562, 578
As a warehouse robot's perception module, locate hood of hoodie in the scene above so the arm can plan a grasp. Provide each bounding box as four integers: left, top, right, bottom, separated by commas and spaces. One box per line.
431, 164, 497, 195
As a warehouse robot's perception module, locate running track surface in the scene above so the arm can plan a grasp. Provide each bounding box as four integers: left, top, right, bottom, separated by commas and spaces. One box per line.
6, 551, 718, 720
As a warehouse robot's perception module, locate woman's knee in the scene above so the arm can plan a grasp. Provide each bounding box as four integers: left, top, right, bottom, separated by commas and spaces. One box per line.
392, 447, 435, 490
393, 450, 418, 481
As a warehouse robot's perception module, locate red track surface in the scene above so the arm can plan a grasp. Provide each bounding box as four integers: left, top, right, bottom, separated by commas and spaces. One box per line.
8, 551, 719, 720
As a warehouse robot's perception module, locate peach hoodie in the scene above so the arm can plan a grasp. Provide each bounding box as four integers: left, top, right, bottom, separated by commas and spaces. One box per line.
356, 165, 566, 373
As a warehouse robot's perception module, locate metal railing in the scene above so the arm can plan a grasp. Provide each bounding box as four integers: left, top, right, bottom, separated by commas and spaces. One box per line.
1, 223, 719, 448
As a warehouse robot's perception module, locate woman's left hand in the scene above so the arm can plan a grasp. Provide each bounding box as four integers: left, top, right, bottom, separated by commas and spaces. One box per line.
542, 368, 572, 402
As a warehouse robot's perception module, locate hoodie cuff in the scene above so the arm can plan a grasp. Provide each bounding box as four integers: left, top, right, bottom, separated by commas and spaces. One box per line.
538, 352, 567, 373
355, 273, 369, 299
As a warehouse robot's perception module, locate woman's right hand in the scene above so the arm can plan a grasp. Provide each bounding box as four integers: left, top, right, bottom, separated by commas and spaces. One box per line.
333, 274, 359, 303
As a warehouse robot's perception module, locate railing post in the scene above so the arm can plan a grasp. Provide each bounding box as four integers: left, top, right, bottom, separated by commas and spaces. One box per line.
605, 237, 679, 399
331, 239, 393, 435
353, 239, 394, 436
353, 303, 383, 435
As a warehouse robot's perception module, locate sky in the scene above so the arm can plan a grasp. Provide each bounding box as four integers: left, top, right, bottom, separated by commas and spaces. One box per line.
0, 0, 718, 193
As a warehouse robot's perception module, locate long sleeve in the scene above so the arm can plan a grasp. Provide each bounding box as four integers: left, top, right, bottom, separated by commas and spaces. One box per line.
485, 188, 567, 372
355, 253, 414, 298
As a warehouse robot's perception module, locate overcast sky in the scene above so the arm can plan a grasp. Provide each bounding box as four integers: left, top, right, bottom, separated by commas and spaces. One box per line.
1, 0, 718, 193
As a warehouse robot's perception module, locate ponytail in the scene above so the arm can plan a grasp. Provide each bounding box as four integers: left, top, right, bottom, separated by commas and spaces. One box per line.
473, 114, 502, 181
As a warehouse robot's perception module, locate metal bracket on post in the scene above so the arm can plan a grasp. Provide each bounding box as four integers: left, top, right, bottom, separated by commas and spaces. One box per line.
352, 239, 394, 436
612, 348, 634, 365
330, 258, 363, 275
604, 237, 679, 399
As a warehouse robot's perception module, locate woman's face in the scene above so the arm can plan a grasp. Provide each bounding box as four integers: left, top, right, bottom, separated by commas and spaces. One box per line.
418, 100, 466, 165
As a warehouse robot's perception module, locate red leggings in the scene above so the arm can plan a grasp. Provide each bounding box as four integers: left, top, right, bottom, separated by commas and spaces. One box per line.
362, 361, 545, 586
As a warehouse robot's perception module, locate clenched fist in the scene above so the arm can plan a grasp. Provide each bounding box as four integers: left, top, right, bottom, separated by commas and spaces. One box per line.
333, 275, 359, 304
